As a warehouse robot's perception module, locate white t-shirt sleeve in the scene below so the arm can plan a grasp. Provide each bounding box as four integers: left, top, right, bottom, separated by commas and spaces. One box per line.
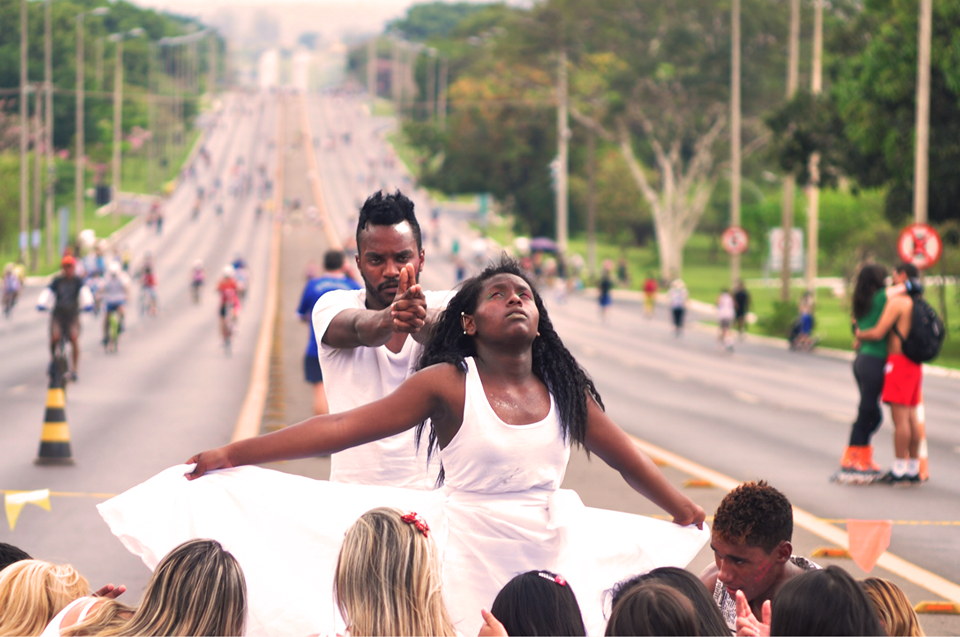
312, 288, 365, 348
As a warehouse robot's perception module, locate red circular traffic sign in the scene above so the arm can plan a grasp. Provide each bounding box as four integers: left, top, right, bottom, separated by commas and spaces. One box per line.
897, 223, 942, 270
721, 226, 749, 256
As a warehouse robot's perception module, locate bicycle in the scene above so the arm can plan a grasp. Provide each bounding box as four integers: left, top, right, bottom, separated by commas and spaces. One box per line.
50, 329, 71, 386
104, 307, 121, 353
2, 289, 17, 318
191, 280, 203, 304
222, 308, 237, 356
140, 287, 159, 316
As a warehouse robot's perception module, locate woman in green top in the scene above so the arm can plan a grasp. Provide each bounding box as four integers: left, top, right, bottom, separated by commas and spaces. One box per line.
834, 264, 889, 483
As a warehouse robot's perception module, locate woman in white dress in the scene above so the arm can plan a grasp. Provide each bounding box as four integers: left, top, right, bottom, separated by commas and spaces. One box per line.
100, 258, 707, 636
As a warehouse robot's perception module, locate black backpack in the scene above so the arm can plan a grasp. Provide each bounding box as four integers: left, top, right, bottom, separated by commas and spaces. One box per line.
894, 295, 945, 363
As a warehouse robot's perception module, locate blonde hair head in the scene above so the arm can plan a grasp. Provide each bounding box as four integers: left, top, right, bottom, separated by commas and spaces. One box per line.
71, 539, 246, 637
862, 577, 925, 637
335, 507, 454, 637
0, 560, 89, 636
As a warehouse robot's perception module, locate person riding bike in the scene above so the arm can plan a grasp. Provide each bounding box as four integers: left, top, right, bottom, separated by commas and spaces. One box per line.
3, 263, 22, 317
217, 266, 241, 348
41, 255, 92, 381
231, 254, 249, 302
190, 259, 206, 304
101, 262, 129, 348
139, 262, 159, 316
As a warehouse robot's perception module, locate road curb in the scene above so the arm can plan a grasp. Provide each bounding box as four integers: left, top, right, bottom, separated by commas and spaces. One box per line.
232, 97, 285, 443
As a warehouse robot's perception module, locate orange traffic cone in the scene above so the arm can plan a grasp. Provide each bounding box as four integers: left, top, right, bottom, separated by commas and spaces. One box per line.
35, 367, 74, 465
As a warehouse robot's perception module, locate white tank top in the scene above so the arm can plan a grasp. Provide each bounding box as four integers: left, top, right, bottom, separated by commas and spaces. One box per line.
39, 596, 100, 637
440, 357, 569, 494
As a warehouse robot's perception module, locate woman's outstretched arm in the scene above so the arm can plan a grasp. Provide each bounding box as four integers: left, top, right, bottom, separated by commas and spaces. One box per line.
186, 364, 455, 479
583, 397, 705, 528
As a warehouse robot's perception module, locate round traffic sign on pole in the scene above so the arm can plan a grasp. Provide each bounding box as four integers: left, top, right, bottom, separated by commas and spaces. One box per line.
721, 226, 749, 256
897, 223, 942, 270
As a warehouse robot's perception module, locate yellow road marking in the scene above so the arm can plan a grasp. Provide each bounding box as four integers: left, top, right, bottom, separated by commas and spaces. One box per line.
628, 434, 960, 604
232, 96, 284, 443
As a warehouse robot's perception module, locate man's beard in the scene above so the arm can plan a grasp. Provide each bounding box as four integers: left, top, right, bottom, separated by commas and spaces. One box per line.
362, 268, 420, 309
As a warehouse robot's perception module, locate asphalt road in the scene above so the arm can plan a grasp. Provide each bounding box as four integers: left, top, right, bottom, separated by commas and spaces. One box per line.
1, 90, 958, 633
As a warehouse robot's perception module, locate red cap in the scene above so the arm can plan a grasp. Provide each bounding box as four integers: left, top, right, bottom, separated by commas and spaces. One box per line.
61, 255, 76, 267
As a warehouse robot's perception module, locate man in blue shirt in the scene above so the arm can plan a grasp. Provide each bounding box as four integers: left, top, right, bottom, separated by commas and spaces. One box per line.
297, 250, 361, 415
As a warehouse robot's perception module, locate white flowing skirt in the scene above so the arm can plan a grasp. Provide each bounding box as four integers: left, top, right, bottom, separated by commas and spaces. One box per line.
98, 465, 708, 636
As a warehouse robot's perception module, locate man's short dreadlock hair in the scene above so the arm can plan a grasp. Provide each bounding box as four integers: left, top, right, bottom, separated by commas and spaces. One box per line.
712, 480, 793, 553
356, 190, 422, 252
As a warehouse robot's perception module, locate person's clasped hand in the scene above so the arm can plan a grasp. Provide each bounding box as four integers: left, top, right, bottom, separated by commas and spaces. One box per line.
735, 589, 770, 637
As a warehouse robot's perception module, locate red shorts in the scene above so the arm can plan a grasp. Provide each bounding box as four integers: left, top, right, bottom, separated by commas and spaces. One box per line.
882, 354, 922, 406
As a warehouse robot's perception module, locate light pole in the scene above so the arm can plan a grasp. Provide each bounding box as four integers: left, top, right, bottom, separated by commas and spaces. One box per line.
19, 0, 29, 265
425, 47, 437, 124
913, 0, 932, 224
75, 7, 109, 244
110, 28, 145, 220
556, 48, 569, 255
45, 0, 53, 263
730, 0, 742, 286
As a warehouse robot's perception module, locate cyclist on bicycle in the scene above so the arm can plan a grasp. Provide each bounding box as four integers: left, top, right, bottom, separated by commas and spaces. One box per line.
3, 263, 22, 317
139, 262, 159, 316
231, 254, 249, 302
43, 255, 91, 381
101, 262, 129, 346
190, 259, 205, 304
217, 266, 241, 345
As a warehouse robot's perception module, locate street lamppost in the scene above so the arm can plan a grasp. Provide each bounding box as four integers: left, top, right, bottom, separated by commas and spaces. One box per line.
75, 6, 109, 242
19, 0, 29, 265
110, 27, 145, 220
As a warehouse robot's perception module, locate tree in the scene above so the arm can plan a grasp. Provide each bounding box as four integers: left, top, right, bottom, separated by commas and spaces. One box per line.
387, 2, 492, 41
769, 0, 960, 225
557, 0, 786, 279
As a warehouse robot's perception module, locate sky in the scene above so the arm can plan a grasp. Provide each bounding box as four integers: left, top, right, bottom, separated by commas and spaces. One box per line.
128, 0, 493, 46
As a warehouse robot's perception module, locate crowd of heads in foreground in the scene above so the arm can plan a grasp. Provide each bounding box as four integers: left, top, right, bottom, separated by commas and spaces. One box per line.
0, 481, 927, 636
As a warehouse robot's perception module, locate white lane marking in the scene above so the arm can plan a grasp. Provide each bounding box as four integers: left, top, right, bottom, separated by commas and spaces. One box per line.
733, 390, 760, 404
628, 434, 960, 605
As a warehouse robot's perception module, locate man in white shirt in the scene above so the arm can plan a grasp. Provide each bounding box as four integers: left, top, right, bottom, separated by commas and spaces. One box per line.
312, 191, 449, 489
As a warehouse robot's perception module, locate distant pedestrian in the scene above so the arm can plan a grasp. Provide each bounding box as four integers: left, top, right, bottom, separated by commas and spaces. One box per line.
717, 289, 735, 351
669, 280, 688, 337
796, 291, 815, 350
642, 273, 658, 318
733, 280, 750, 337
599, 260, 614, 323
297, 250, 361, 416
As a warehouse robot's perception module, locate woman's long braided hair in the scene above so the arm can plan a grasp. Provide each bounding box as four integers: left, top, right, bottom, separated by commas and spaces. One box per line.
415, 256, 604, 470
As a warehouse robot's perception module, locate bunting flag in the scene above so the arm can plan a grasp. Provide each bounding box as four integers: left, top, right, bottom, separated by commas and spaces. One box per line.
846, 519, 892, 573
4, 490, 52, 531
